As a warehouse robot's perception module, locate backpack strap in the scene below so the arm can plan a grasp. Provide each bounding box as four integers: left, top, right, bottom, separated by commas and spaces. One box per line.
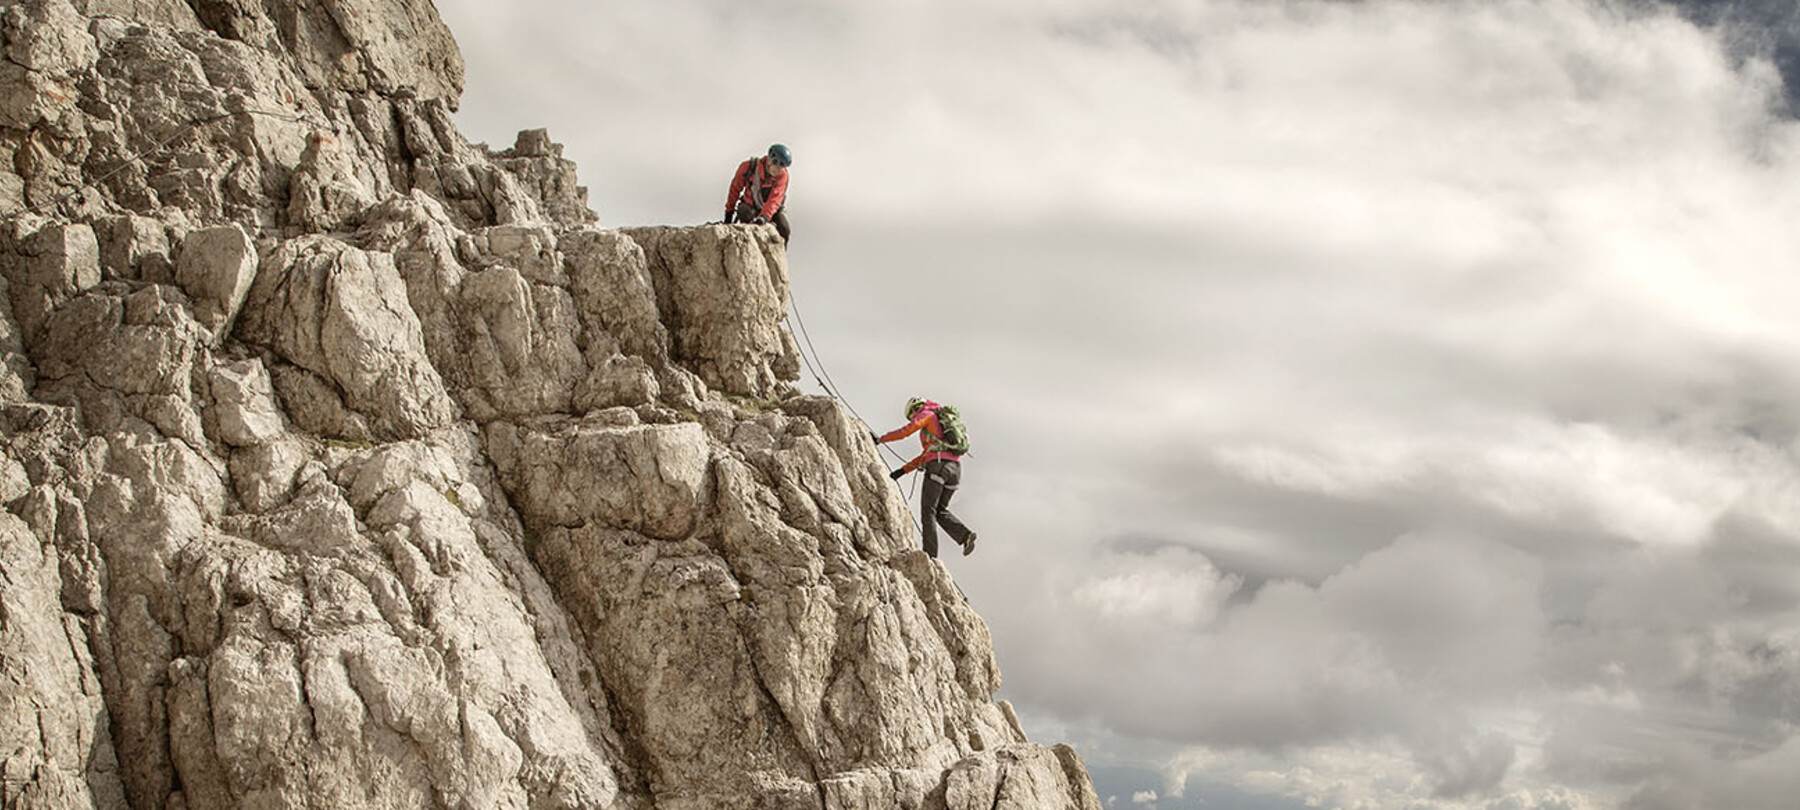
734, 157, 760, 208
924, 406, 957, 454
748, 157, 775, 207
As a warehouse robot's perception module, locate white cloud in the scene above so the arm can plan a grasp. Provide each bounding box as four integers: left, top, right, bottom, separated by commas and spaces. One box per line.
1198, 417, 1800, 550
1171, 742, 1598, 810
437, 0, 1800, 808
986, 532, 1547, 760
1132, 789, 1158, 804
1072, 547, 1239, 631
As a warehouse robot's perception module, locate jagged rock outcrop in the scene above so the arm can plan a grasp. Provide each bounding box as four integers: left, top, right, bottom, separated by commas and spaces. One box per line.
0, 2, 1102, 809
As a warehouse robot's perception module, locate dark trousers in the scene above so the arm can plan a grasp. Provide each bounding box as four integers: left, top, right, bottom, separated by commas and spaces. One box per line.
919, 459, 973, 558
733, 201, 791, 243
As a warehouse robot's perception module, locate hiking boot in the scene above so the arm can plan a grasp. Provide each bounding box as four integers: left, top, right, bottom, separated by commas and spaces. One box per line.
962, 532, 977, 556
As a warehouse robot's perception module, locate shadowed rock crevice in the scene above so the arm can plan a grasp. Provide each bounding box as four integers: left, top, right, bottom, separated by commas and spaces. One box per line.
0, 1, 1100, 808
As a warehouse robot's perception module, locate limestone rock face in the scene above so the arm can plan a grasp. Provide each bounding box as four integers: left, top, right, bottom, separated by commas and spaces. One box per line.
625, 225, 802, 400
173, 223, 256, 339
0, 0, 99, 130
0, 510, 127, 809
0, 3, 1100, 810
238, 235, 458, 440
495, 128, 599, 229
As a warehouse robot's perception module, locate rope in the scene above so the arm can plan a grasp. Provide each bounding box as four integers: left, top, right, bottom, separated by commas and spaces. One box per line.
785, 284, 911, 470
784, 283, 931, 541
11, 105, 314, 220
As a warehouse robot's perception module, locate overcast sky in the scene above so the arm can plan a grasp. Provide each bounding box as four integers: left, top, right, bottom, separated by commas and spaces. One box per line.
434, 2, 1800, 808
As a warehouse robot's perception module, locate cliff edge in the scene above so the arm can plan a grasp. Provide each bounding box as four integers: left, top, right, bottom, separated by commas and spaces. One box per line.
0, 2, 1102, 809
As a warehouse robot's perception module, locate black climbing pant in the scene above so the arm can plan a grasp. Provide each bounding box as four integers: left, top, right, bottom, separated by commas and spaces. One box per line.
919, 459, 973, 559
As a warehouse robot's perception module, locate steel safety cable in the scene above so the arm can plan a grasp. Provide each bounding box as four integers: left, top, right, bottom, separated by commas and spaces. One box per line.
784, 284, 929, 542
12, 105, 315, 220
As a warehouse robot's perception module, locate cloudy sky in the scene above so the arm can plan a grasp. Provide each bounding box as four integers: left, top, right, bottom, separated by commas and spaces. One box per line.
433, 2, 1800, 808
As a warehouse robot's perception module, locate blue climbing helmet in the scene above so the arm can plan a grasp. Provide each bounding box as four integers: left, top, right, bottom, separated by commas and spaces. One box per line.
767, 143, 793, 167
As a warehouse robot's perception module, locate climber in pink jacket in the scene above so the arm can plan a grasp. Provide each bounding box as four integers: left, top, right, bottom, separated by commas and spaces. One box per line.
873, 397, 976, 559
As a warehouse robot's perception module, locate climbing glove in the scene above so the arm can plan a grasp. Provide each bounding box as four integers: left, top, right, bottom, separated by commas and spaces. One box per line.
888, 468, 906, 480
870, 430, 881, 444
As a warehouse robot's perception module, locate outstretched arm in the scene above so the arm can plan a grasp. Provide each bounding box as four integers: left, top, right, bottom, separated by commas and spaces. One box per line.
876, 410, 933, 445
878, 411, 940, 474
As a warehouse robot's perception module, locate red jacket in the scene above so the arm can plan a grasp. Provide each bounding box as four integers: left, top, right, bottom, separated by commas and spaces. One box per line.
878, 402, 961, 474
726, 157, 790, 220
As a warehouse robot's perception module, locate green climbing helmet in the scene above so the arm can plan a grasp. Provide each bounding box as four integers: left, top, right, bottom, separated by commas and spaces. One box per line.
905, 397, 928, 418
767, 143, 793, 167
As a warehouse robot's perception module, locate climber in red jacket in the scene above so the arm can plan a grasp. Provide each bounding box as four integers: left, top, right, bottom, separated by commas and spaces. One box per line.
724, 143, 792, 243
873, 397, 976, 559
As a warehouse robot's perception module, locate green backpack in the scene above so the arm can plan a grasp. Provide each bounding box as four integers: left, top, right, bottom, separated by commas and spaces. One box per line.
931, 405, 971, 455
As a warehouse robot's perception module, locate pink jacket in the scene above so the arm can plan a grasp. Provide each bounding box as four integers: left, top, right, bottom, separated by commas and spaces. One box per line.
877, 402, 961, 473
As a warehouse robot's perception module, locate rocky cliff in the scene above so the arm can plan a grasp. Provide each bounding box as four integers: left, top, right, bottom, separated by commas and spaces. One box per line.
0, 2, 1102, 809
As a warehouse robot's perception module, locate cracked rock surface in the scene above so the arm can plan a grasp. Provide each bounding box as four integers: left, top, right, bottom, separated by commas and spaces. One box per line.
0, 1, 1102, 809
